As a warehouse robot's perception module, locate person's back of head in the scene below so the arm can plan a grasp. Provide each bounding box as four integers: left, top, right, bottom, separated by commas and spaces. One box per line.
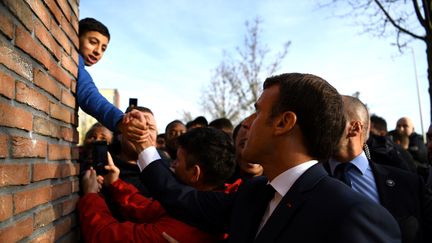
263, 73, 346, 161
79, 17, 110, 40
370, 114, 388, 136
209, 118, 234, 136
175, 127, 236, 190
186, 116, 208, 130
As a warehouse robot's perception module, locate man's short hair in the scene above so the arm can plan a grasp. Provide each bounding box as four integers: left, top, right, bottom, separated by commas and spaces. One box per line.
178, 127, 236, 188
370, 114, 387, 133
263, 73, 345, 161
209, 118, 233, 131
125, 106, 153, 115
79, 17, 110, 40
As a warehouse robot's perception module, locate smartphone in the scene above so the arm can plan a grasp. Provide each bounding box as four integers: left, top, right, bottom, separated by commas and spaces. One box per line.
129, 98, 138, 107
92, 141, 108, 175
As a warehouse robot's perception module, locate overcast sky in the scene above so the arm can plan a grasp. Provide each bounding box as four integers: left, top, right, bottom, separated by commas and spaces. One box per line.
79, 0, 429, 135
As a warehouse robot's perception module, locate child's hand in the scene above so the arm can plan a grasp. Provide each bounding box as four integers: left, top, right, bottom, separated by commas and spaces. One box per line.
102, 152, 120, 186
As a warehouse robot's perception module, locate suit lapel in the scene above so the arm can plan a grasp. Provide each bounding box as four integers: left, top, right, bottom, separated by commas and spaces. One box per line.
254, 163, 328, 243
370, 162, 394, 207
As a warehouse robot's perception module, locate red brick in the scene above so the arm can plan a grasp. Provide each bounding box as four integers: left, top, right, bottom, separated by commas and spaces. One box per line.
26, 0, 51, 30
29, 227, 55, 243
61, 52, 77, 77
0, 134, 8, 158
48, 62, 72, 88
0, 163, 30, 186
3, 0, 34, 31
57, 0, 71, 21
70, 79, 76, 94
0, 194, 13, 221
56, 228, 79, 243
60, 126, 75, 142
61, 162, 79, 177
34, 19, 61, 61
16, 82, 50, 113
33, 116, 61, 138
0, 102, 33, 131
32, 162, 62, 181
12, 136, 47, 158
0, 39, 33, 80
0, 10, 14, 39
0, 216, 33, 242
16, 24, 52, 69
53, 216, 72, 241
62, 195, 79, 216
0, 72, 15, 99
71, 178, 79, 193
61, 89, 75, 109
52, 181, 72, 200
14, 185, 51, 213
34, 68, 62, 100
48, 144, 71, 160
70, 112, 78, 126
71, 14, 79, 34
60, 17, 78, 49
50, 102, 71, 123
71, 49, 79, 67
71, 145, 80, 160
50, 22, 71, 55
34, 204, 62, 229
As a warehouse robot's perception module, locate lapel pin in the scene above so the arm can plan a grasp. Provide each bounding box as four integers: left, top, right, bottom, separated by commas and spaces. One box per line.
286, 202, 292, 208
386, 179, 395, 187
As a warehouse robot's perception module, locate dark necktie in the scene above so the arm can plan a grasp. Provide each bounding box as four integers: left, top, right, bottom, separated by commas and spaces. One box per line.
334, 163, 353, 187
253, 184, 276, 237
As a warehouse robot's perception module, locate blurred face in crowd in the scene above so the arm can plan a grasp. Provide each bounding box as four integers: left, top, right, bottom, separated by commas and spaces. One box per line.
84, 125, 113, 145
166, 123, 186, 150
235, 124, 263, 177
396, 117, 414, 137
79, 31, 109, 66
427, 125, 432, 163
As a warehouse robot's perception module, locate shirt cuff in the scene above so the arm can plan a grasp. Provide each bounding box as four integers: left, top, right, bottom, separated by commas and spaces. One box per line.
137, 146, 161, 172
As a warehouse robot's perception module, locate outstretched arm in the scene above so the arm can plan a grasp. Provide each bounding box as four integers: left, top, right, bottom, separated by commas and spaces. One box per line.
77, 55, 124, 132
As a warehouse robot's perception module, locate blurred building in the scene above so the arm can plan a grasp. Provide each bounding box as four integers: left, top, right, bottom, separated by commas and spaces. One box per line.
77, 88, 120, 145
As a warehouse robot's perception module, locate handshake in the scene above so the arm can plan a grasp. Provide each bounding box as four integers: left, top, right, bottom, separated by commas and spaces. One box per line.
120, 109, 158, 153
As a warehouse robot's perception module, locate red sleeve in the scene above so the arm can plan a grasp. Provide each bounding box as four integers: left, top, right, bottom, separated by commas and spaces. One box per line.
107, 179, 165, 222
77, 193, 219, 243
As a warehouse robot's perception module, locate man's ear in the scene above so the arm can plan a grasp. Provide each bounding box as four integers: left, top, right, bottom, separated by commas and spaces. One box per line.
274, 111, 297, 135
347, 121, 362, 137
190, 164, 201, 183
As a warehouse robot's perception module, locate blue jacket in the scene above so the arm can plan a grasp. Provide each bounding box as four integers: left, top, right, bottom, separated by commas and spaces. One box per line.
77, 54, 124, 132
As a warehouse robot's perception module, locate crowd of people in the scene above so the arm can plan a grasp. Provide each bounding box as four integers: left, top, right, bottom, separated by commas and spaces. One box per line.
75, 18, 432, 242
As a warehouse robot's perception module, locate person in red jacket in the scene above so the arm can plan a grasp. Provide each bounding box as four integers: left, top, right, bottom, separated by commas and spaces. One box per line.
78, 127, 236, 243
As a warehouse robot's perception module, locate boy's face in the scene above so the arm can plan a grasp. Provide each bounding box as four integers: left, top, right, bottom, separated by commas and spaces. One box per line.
79, 31, 109, 66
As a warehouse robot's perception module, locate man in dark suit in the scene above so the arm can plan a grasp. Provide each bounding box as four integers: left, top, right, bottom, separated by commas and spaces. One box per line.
329, 95, 432, 243
125, 73, 401, 242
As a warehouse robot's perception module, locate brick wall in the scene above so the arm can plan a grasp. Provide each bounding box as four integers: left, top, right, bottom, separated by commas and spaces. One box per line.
0, 0, 80, 242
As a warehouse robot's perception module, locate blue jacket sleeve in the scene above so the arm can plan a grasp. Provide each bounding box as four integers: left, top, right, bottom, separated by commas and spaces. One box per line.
77, 55, 124, 132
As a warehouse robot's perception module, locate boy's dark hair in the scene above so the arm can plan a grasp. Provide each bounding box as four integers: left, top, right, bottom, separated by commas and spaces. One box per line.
79, 17, 110, 40
263, 73, 345, 161
209, 118, 233, 131
178, 127, 236, 188
370, 114, 387, 133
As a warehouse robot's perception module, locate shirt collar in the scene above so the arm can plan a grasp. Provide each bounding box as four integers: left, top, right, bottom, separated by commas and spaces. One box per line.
329, 151, 369, 175
269, 160, 318, 198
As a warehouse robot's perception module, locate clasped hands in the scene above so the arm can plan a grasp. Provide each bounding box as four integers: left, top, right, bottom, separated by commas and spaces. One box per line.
82, 109, 158, 194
